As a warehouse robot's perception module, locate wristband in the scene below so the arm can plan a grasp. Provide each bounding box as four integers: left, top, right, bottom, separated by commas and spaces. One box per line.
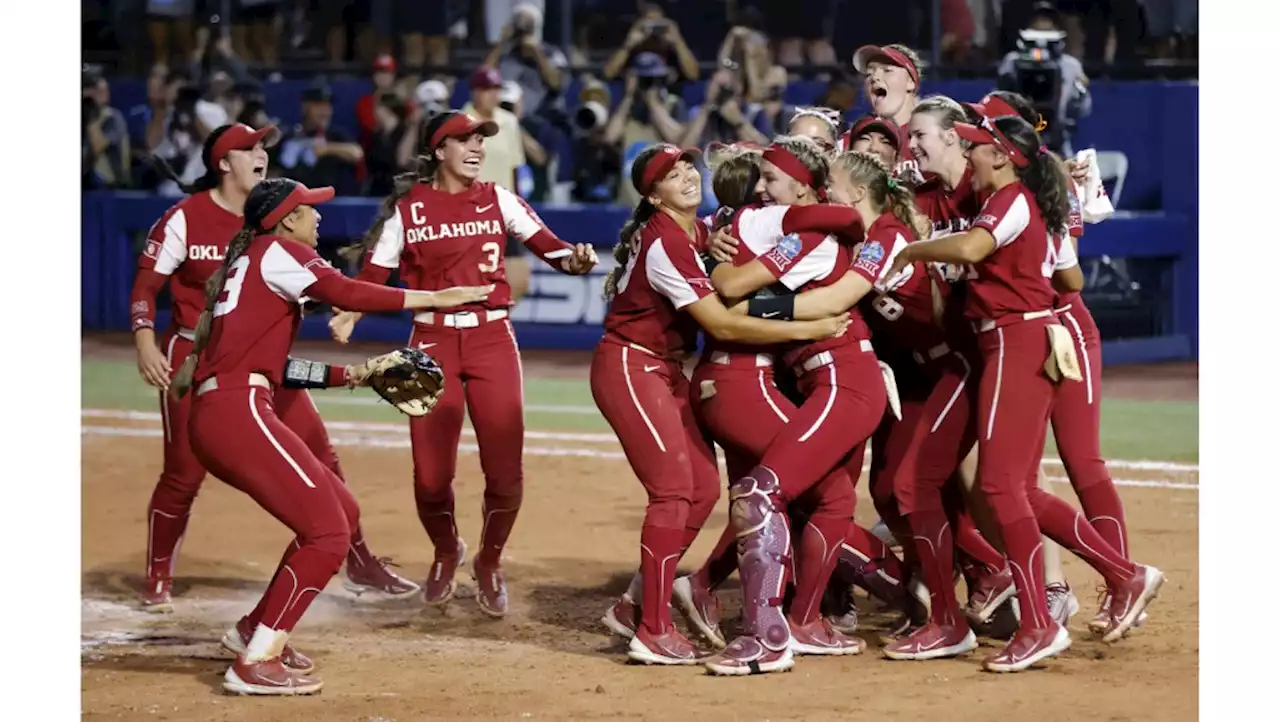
747, 294, 796, 321
701, 252, 723, 276
282, 357, 349, 389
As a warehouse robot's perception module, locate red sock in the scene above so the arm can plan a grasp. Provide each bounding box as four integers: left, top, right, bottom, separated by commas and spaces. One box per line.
345, 526, 375, 570
1001, 517, 1052, 630
414, 489, 459, 558
145, 506, 189, 581
1029, 489, 1135, 586
953, 512, 1006, 574
790, 515, 848, 625
845, 523, 906, 583
639, 525, 683, 633
478, 490, 522, 568
694, 522, 739, 591
905, 509, 963, 627
247, 539, 301, 629
1077, 483, 1130, 560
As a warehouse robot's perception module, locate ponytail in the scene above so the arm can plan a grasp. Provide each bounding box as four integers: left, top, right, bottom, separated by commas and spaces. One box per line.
1019, 150, 1071, 237
885, 178, 932, 241
603, 199, 657, 300
171, 227, 258, 397
340, 153, 439, 264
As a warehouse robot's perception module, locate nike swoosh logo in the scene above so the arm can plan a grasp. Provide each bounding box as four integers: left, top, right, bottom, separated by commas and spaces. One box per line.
418, 343, 437, 350
476, 204, 494, 213
762, 311, 780, 319
643, 365, 661, 373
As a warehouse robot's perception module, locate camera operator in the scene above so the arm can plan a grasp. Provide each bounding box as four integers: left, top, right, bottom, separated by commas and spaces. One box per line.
680, 60, 770, 149
570, 79, 622, 204
603, 52, 688, 206
146, 69, 230, 196
483, 2, 569, 126
602, 2, 699, 83
997, 2, 1091, 155
82, 70, 131, 189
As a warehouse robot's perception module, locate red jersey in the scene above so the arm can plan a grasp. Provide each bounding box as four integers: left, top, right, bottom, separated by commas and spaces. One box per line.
363, 181, 565, 313
914, 167, 982, 238
135, 191, 243, 332
602, 211, 715, 359
855, 214, 948, 356
194, 236, 405, 387
965, 182, 1058, 322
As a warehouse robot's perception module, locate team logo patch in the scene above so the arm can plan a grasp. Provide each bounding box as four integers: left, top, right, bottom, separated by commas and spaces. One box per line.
975, 214, 997, 227
775, 233, 802, 261
303, 257, 332, 272
144, 240, 160, 260
858, 241, 885, 264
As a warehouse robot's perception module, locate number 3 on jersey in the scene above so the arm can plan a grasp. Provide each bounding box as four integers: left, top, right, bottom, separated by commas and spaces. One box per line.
479, 241, 501, 273
214, 256, 251, 317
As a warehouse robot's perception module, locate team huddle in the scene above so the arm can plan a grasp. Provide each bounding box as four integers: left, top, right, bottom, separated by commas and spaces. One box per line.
127, 43, 1161, 696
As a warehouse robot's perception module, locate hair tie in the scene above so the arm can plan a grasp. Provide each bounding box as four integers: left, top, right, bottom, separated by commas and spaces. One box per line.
1035, 115, 1048, 132
1037, 145, 1049, 157
886, 177, 899, 191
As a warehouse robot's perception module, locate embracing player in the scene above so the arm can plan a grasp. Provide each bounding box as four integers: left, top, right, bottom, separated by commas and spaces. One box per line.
330, 111, 597, 617
130, 124, 418, 613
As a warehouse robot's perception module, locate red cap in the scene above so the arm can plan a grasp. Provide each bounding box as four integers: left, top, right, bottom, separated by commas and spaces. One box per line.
258, 181, 336, 231
470, 66, 503, 90
849, 115, 902, 149
966, 95, 1020, 121
638, 144, 701, 195
372, 54, 397, 74
954, 116, 1031, 169
426, 112, 500, 152
210, 123, 280, 169
852, 45, 920, 87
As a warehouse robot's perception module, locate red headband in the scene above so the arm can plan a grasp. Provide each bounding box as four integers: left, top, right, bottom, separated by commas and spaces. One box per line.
762, 145, 827, 201
954, 115, 1031, 169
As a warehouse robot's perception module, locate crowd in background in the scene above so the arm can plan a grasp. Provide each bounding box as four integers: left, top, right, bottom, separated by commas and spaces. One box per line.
83, 0, 1197, 202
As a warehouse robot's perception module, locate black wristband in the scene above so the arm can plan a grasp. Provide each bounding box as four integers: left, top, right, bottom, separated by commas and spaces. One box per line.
747, 294, 796, 321
282, 357, 333, 389
701, 252, 723, 276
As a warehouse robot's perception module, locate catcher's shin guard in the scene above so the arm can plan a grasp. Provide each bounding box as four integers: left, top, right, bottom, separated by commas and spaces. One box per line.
730, 467, 792, 652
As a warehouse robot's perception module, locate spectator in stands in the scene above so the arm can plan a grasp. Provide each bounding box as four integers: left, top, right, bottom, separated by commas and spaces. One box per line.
145, 0, 196, 67
83, 70, 131, 189
1142, 0, 1197, 59
272, 82, 365, 195
461, 67, 526, 192
231, 0, 283, 65
317, 0, 376, 64
602, 2, 699, 83
570, 79, 622, 203
749, 0, 837, 70
365, 93, 414, 197
356, 55, 404, 151
998, 2, 1091, 155
372, 0, 452, 84
939, 0, 976, 63
715, 22, 774, 102
681, 61, 770, 149
498, 82, 548, 199
747, 64, 798, 138
603, 51, 687, 206
147, 70, 230, 196
483, 2, 569, 127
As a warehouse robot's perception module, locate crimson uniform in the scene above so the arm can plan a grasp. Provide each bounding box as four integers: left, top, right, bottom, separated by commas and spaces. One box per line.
359, 180, 580, 584
129, 192, 377, 597
188, 234, 409, 638
590, 210, 722, 641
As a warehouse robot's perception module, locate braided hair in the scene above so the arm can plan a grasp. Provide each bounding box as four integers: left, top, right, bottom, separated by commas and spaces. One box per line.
170, 179, 298, 397
603, 145, 668, 301
150, 124, 237, 196
831, 151, 932, 240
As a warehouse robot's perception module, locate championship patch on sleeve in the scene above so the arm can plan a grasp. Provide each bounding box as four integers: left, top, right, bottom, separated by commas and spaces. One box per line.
144, 240, 161, 260
853, 240, 885, 275
975, 213, 997, 228
775, 233, 802, 261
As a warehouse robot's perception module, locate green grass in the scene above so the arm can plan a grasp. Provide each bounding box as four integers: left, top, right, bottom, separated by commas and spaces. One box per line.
82, 359, 1198, 462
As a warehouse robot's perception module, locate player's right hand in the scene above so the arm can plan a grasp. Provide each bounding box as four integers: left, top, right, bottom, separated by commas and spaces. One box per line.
329, 311, 360, 345
708, 228, 740, 262
810, 312, 852, 340
136, 343, 171, 390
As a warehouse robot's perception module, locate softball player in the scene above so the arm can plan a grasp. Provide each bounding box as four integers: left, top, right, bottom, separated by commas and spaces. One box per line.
882, 115, 1164, 672
331, 111, 597, 618
130, 123, 418, 613
173, 178, 490, 694
593, 144, 851, 666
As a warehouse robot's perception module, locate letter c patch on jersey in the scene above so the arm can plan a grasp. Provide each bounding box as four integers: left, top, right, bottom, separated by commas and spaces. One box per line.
144, 240, 161, 260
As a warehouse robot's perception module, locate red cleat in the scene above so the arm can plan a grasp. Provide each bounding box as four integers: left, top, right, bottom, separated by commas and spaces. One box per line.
343, 557, 420, 599
884, 622, 977, 660
789, 617, 865, 656
627, 625, 700, 665
220, 618, 315, 674
601, 595, 639, 639
140, 576, 173, 613
222, 656, 323, 696
424, 538, 467, 606
472, 560, 509, 618
983, 625, 1071, 673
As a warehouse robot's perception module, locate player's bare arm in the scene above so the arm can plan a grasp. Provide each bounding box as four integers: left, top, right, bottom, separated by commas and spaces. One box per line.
885, 228, 996, 281
685, 294, 850, 344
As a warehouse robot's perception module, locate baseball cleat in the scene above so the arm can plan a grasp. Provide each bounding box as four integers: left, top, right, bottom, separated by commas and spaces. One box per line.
601, 594, 639, 639
1046, 582, 1080, 628
627, 625, 700, 665
672, 575, 726, 649
140, 577, 174, 613
1089, 587, 1112, 634
423, 538, 467, 606
343, 557, 421, 599
1102, 565, 1164, 643
223, 657, 323, 696
982, 624, 1071, 673
789, 617, 866, 656
220, 618, 315, 674
884, 622, 977, 661
822, 583, 860, 634
472, 560, 509, 618
704, 635, 795, 676
964, 565, 1016, 625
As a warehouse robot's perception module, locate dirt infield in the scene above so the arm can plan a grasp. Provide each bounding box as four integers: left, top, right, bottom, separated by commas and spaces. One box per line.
81, 339, 1198, 722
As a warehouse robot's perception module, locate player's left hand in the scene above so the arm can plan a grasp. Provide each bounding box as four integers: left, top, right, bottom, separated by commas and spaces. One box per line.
708, 227, 740, 262
1064, 158, 1091, 187
564, 243, 598, 274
